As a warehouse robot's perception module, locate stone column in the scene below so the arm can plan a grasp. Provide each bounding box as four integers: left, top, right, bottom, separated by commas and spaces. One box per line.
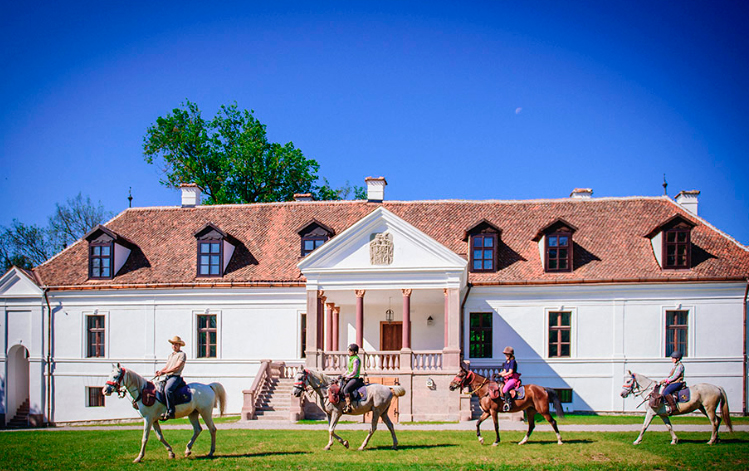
443, 287, 461, 369
355, 290, 365, 348
305, 290, 319, 368
402, 289, 412, 349
317, 292, 326, 351
325, 303, 334, 352
332, 306, 340, 351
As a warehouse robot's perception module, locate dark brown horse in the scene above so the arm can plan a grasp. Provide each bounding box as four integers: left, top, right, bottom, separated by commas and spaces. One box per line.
449, 365, 564, 446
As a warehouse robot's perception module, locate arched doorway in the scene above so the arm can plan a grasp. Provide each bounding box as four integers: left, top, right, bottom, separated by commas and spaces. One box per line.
6, 345, 29, 426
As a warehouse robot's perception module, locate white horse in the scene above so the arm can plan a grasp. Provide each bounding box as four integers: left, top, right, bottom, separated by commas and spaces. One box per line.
292, 368, 406, 451
620, 370, 732, 445
102, 363, 226, 463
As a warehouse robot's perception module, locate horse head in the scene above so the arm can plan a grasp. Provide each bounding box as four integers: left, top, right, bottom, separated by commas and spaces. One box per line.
620, 370, 639, 398
102, 362, 127, 397
448, 366, 474, 392
292, 369, 309, 397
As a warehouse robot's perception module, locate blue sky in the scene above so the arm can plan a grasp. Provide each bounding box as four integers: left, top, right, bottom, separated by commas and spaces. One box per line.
2, 1, 748, 245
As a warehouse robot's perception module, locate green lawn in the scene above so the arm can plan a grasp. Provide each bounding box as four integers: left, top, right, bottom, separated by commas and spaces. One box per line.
1, 429, 747, 470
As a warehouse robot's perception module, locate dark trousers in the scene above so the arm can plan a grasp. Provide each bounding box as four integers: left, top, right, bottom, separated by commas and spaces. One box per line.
343, 378, 364, 400
662, 382, 684, 397
165, 375, 182, 414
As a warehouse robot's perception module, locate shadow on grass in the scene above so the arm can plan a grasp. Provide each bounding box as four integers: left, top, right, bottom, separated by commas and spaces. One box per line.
195, 451, 309, 460
367, 444, 458, 451
515, 439, 593, 445
674, 438, 748, 445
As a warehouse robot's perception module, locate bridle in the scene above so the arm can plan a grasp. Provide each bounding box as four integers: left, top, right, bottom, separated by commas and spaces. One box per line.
622, 373, 651, 408
106, 367, 128, 398
453, 370, 486, 395
294, 369, 310, 393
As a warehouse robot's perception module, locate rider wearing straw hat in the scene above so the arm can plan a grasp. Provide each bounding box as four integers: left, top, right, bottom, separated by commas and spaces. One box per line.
497, 346, 521, 412
155, 335, 187, 420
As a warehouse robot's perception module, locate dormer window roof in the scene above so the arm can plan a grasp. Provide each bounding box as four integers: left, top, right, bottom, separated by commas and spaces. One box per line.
296, 219, 335, 257
645, 215, 697, 270
463, 219, 502, 273
195, 223, 237, 277
84, 226, 135, 280
533, 219, 577, 273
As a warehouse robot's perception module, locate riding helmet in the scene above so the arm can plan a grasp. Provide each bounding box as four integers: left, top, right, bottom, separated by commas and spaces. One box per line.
502, 346, 514, 355
670, 350, 682, 360
348, 343, 359, 353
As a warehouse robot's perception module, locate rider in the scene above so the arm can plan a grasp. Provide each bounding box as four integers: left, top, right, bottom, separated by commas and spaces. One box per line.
341, 343, 364, 413
155, 335, 187, 420
497, 346, 520, 412
660, 350, 685, 415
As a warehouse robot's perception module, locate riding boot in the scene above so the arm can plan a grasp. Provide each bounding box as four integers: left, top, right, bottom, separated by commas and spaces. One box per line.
502, 393, 512, 412
664, 394, 677, 415
343, 396, 353, 414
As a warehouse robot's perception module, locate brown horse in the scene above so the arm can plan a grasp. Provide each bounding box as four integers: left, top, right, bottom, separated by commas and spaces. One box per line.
449, 365, 564, 446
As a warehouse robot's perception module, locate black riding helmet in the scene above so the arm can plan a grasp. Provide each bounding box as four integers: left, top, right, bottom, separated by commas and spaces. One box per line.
670, 350, 682, 360
348, 343, 359, 353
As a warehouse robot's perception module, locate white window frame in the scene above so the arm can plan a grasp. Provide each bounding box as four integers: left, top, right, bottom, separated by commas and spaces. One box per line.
660, 304, 696, 358
81, 310, 109, 359
544, 307, 577, 359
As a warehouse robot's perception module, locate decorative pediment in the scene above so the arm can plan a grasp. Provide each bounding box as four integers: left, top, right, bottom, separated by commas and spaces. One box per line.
0, 267, 42, 297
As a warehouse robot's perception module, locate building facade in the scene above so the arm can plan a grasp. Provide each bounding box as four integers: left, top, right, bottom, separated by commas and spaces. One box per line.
1, 179, 748, 425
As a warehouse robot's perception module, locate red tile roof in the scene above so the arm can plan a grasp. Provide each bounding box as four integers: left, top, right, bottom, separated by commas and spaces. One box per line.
33, 197, 749, 289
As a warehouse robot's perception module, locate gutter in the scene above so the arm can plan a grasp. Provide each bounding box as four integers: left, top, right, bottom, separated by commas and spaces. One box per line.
744, 279, 748, 416
43, 287, 53, 426
459, 284, 472, 363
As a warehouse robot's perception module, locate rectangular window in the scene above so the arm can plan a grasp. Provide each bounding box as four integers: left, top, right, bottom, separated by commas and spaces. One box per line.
87, 387, 105, 407
90, 243, 112, 279
556, 388, 573, 403
87, 315, 105, 358
469, 312, 492, 358
548, 311, 571, 357
663, 229, 691, 269
300, 313, 307, 358
302, 237, 327, 256
197, 314, 217, 358
665, 310, 688, 357
471, 234, 496, 272
546, 233, 571, 272
198, 241, 222, 276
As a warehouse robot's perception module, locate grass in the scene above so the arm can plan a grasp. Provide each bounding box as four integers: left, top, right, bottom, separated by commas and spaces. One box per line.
1, 429, 747, 470
532, 413, 749, 425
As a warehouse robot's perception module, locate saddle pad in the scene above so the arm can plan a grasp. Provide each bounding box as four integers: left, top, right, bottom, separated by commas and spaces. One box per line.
677, 387, 690, 403
356, 385, 367, 402
515, 386, 525, 401
155, 379, 192, 406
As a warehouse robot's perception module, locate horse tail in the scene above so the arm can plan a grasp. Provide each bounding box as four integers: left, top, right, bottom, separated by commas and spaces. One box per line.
718, 386, 733, 433
390, 385, 406, 397
210, 382, 226, 417
545, 387, 565, 419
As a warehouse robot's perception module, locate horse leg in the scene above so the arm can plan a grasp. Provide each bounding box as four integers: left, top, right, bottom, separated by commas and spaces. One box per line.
380, 410, 398, 450
325, 411, 348, 450
151, 420, 176, 459
540, 411, 563, 445
490, 409, 500, 446
700, 404, 720, 445
183, 411, 202, 457
633, 408, 657, 445
659, 413, 678, 445
518, 408, 535, 445
476, 410, 490, 445
201, 411, 218, 457
359, 409, 380, 451
134, 418, 154, 463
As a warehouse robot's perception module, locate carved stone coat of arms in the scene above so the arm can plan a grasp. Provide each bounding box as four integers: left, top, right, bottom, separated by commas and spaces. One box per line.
370, 232, 394, 265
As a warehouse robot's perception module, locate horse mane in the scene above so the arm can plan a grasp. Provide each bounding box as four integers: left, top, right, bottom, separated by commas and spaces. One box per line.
306, 368, 336, 387
632, 372, 656, 390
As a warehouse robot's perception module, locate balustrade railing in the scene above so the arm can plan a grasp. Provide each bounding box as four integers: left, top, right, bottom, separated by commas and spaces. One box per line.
412, 350, 443, 371
321, 350, 443, 373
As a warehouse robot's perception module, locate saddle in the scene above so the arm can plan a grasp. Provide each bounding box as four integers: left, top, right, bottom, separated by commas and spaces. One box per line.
648, 384, 690, 409
328, 382, 368, 405
136, 377, 192, 409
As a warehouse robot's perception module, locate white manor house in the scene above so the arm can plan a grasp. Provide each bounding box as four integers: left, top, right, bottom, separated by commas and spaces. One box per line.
1, 178, 748, 426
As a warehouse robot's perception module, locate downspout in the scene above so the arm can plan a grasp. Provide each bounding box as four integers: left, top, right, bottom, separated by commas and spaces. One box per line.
43, 288, 53, 426
460, 284, 472, 364
743, 279, 748, 416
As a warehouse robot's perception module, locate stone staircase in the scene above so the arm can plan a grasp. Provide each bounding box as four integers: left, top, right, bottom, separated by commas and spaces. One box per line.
7, 399, 30, 428
253, 377, 294, 420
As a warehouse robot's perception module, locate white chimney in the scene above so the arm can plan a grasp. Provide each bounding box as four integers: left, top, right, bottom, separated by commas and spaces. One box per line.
293, 193, 313, 202
180, 184, 202, 207
570, 188, 593, 199
675, 190, 700, 215
365, 177, 387, 202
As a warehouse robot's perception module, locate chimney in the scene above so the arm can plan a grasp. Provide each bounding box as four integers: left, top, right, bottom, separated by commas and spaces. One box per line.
365, 177, 387, 203
180, 184, 202, 207
293, 193, 313, 202
675, 190, 700, 215
570, 188, 593, 199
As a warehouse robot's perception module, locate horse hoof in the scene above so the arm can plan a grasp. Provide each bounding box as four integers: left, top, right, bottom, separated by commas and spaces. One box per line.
169, 452, 176, 459
323, 446, 331, 451
133, 457, 142, 463
358, 447, 365, 451
184, 450, 191, 457
392, 446, 398, 450
633, 441, 640, 446
478, 438, 484, 445
557, 441, 564, 446
491, 442, 499, 447
343, 441, 349, 449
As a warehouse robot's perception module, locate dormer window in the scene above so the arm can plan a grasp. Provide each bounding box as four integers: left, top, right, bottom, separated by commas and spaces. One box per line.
84, 225, 134, 280
646, 215, 695, 270
463, 219, 501, 273
534, 219, 577, 273
195, 223, 237, 277
297, 220, 335, 257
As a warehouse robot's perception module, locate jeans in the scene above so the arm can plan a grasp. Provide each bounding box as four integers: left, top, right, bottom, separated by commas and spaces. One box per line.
662, 382, 684, 397
165, 375, 181, 414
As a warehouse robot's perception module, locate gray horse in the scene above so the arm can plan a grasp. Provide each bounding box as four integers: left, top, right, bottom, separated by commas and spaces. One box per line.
292, 368, 406, 450
620, 370, 733, 445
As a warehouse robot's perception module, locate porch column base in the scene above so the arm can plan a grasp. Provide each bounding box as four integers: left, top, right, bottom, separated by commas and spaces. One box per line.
442, 348, 461, 369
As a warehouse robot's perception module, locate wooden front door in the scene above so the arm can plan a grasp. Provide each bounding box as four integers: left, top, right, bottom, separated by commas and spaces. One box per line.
380, 322, 402, 351
363, 377, 400, 423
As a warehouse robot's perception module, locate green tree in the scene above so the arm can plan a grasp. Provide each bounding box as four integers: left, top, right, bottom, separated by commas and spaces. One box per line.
143, 100, 363, 203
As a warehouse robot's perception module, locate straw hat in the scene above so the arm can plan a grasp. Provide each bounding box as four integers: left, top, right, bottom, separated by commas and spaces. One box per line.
168, 335, 185, 346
